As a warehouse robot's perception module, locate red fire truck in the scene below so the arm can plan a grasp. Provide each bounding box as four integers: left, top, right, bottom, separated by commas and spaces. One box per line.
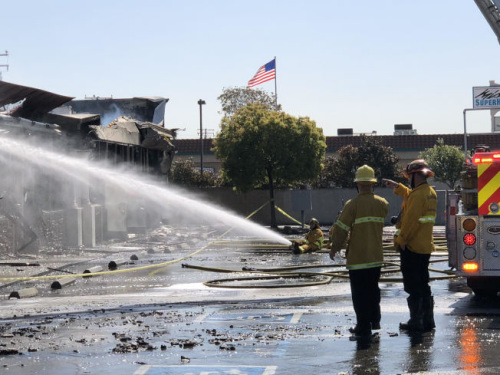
447, 147, 500, 296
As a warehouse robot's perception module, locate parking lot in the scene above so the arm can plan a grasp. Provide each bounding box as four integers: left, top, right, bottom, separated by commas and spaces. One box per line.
1, 226, 500, 374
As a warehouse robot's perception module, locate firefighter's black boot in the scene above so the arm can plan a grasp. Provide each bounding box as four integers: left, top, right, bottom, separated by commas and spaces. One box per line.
422, 296, 435, 331
349, 306, 372, 336
349, 322, 372, 337
400, 296, 424, 331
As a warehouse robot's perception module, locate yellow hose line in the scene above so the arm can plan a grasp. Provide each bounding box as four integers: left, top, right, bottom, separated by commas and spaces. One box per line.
185, 259, 459, 289
0, 248, 211, 282
379, 274, 457, 282
204, 274, 334, 289
203, 271, 457, 288
182, 263, 347, 274
275, 205, 304, 226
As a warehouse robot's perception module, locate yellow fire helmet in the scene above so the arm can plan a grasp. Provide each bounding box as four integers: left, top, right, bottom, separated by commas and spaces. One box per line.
354, 165, 377, 183
309, 218, 320, 229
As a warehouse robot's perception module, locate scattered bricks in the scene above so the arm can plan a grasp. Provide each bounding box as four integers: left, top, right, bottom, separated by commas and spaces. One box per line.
108, 260, 128, 271
9, 287, 38, 299
219, 343, 236, 351
51, 277, 76, 290
0, 348, 19, 355
83, 266, 103, 277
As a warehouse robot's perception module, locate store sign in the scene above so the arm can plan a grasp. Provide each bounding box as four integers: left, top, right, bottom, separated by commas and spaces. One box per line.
473, 86, 500, 109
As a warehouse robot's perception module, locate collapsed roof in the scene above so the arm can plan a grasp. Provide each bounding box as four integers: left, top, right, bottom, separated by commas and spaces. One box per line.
89, 116, 174, 151
0, 81, 175, 151
67, 96, 168, 125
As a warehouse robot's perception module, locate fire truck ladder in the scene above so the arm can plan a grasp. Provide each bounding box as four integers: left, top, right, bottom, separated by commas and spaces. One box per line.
475, 0, 500, 44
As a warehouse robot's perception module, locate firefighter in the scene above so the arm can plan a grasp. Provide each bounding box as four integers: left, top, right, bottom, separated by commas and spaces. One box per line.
329, 165, 389, 337
291, 218, 324, 254
383, 159, 437, 332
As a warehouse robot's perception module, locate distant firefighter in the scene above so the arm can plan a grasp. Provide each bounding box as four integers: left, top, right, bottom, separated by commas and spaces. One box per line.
291, 218, 324, 254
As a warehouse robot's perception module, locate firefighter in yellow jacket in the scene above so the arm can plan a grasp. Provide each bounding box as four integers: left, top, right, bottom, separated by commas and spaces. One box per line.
292, 218, 324, 254
329, 165, 389, 337
383, 159, 437, 332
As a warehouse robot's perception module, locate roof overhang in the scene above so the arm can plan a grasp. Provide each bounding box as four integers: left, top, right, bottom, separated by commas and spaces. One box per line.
0, 81, 74, 119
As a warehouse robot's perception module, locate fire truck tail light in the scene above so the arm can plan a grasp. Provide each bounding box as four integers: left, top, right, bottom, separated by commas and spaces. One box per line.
472, 152, 500, 164
463, 262, 479, 272
463, 233, 476, 246
463, 218, 476, 231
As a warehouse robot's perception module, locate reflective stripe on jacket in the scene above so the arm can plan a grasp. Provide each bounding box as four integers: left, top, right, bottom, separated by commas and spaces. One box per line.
329, 191, 389, 270
305, 228, 324, 251
394, 183, 437, 254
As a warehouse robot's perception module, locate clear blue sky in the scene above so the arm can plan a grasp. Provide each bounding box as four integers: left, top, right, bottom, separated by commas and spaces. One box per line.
2, 0, 500, 139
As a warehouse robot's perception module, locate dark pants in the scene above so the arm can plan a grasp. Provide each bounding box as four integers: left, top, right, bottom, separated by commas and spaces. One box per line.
400, 248, 431, 298
349, 267, 381, 327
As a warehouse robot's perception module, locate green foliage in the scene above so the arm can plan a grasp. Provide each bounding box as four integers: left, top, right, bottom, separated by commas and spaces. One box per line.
218, 87, 280, 117
317, 135, 402, 188
169, 158, 222, 188
419, 138, 465, 189
357, 135, 402, 181
213, 103, 326, 193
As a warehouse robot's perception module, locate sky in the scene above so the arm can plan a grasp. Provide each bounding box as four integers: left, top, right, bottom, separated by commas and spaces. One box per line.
1, 0, 500, 139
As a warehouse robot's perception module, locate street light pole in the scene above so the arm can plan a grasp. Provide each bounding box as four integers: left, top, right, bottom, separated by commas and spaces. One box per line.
198, 99, 206, 175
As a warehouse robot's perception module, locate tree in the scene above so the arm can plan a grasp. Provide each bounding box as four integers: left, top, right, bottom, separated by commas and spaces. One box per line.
318, 135, 402, 188
218, 87, 280, 117
213, 103, 326, 227
419, 138, 465, 189
169, 158, 222, 187
316, 145, 358, 188
169, 158, 199, 186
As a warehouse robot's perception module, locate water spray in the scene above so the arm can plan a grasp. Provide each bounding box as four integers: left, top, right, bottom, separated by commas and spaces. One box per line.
0, 137, 291, 252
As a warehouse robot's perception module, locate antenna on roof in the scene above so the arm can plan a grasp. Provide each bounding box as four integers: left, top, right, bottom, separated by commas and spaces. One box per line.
0, 50, 9, 81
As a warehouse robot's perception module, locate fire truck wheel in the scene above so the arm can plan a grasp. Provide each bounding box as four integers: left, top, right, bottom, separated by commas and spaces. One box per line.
467, 277, 500, 297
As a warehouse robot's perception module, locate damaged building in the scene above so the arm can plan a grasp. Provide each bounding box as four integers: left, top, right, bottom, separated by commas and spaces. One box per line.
0, 80, 177, 255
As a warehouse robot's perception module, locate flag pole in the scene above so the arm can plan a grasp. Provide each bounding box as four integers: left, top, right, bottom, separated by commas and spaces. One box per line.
274, 56, 278, 110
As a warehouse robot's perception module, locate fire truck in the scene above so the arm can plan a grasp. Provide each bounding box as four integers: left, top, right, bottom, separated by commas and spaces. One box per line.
447, 146, 500, 296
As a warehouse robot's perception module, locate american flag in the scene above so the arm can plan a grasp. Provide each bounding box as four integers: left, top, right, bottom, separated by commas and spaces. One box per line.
247, 59, 276, 88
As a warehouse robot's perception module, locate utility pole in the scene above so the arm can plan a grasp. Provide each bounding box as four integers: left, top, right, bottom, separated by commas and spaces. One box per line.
0, 50, 9, 81
197, 99, 206, 175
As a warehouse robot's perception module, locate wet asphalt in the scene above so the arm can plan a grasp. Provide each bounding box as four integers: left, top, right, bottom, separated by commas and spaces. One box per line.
1, 226, 500, 375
